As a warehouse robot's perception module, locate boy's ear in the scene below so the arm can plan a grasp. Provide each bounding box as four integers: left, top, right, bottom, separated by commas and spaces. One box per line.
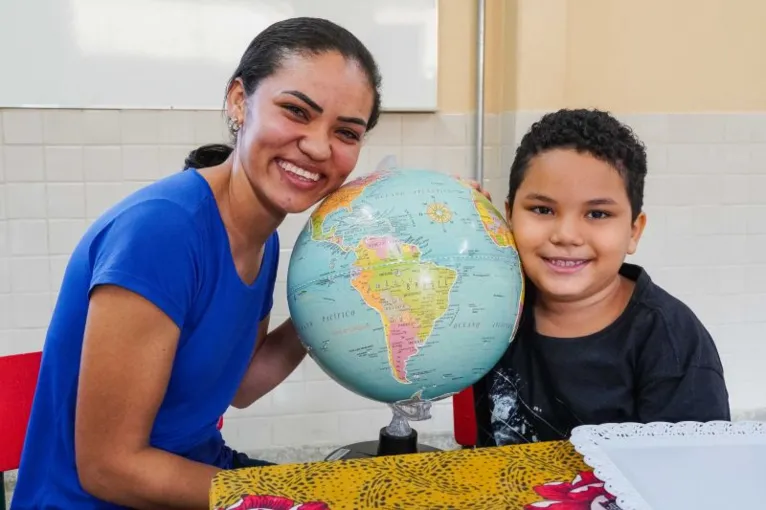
504, 199, 512, 227
628, 211, 647, 255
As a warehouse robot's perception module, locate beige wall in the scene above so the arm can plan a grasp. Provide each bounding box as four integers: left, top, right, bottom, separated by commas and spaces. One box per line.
436, 0, 511, 113
438, 0, 766, 113
436, 0, 477, 113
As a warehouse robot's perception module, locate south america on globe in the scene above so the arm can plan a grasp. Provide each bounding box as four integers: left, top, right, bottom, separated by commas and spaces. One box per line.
287, 165, 524, 404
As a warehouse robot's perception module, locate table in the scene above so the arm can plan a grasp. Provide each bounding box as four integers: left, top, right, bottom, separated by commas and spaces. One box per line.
210, 440, 604, 510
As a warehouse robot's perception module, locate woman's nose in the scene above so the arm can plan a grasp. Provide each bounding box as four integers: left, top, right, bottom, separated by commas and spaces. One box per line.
299, 128, 332, 162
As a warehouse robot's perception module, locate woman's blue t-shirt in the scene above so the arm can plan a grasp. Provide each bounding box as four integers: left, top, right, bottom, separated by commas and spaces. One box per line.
11, 169, 279, 509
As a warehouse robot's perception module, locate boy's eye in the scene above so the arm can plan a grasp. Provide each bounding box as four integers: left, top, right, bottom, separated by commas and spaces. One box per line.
531, 206, 553, 215
587, 210, 611, 219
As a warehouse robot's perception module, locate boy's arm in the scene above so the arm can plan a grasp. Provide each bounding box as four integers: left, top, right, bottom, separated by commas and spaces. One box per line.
635, 312, 730, 423
637, 366, 730, 423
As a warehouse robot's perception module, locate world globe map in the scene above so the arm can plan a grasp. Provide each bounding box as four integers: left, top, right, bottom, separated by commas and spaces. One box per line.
287, 167, 525, 404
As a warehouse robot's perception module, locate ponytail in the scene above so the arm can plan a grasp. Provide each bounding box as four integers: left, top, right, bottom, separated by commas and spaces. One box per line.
184, 144, 234, 170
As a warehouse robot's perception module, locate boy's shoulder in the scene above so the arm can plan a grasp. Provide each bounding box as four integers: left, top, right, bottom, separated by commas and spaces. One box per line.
619, 263, 721, 368
621, 262, 701, 326
615, 263, 730, 423
620, 262, 687, 316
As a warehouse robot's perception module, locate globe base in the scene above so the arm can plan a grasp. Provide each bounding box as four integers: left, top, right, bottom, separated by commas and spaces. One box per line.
323, 400, 441, 460
377, 425, 418, 456
323, 429, 441, 461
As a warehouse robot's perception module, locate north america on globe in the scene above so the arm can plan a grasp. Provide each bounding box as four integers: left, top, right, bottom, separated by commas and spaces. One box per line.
287, 167, 524, 403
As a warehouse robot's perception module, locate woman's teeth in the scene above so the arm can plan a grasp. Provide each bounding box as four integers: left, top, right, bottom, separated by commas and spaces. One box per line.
278, 160, 320, 182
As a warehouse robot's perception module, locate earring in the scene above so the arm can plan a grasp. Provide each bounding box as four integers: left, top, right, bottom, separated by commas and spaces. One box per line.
227, 116, 241, 133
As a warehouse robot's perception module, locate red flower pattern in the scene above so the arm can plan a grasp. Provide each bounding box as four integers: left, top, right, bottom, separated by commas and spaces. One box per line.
220, 494, 330, 510
525, 470, 617, 510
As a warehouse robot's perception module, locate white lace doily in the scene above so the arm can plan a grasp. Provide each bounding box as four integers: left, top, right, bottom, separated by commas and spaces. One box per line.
569, 421, 766, 510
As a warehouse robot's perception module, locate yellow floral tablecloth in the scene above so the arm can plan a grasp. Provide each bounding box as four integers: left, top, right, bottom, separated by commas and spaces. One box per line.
210, 440, 618, 510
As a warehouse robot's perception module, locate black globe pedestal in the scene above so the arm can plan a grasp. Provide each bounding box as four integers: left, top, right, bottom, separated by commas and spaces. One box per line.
324, 400, 439, 461
324, 426, 441, 461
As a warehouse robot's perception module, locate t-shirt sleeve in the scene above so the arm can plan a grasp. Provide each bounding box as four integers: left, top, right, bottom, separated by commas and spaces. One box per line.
258, 231, 280, 322
89, 199, 202, 329
635, 305, 731, 423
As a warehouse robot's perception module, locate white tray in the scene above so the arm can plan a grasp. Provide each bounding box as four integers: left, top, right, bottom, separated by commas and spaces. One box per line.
569, 421, 766, 510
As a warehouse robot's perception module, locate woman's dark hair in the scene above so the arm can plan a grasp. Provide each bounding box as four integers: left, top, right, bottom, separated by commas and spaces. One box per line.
184, 17, 382, 170
507, 108, 648, 222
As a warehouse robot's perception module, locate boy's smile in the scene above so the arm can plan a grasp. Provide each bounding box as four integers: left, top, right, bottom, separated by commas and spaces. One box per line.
542, 257, 591, 274
506, 148, 646, 306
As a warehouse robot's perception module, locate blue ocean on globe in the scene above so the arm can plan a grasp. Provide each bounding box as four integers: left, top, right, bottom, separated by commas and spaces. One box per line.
287, 167, 524, 404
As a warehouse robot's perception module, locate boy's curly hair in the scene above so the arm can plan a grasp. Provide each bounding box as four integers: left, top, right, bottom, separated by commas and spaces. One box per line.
507, 109, 648, 221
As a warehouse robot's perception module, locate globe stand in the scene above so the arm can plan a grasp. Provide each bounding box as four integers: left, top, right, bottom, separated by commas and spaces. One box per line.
324, 400, 441, 461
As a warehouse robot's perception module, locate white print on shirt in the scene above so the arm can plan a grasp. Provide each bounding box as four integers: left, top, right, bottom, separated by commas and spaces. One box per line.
488, 366, 540, 445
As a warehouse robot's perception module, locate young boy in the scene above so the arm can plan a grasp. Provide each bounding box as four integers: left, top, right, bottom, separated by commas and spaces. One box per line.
473, 109, 730, 447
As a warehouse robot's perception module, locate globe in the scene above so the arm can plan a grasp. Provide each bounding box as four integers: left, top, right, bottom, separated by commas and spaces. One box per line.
287, 166, 525, 405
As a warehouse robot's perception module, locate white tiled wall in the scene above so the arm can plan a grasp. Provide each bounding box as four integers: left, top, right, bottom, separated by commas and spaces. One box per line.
1, 109, 765, 454
0, 109, 503, 454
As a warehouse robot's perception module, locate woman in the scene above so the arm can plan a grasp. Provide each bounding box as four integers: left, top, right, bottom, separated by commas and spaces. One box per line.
12, 17, 382, 510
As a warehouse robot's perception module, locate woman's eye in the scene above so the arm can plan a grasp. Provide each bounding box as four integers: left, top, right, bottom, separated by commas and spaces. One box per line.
531, 206, 553, 215
338, 129, 360, 141
587, 210, 611, 219
284, 104, 308, 119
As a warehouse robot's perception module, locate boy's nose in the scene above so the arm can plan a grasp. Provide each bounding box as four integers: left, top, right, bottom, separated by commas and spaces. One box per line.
549, 217, 584, 246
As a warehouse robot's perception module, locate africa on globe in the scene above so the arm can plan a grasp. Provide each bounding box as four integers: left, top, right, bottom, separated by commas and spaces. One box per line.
287, 164, 524, 404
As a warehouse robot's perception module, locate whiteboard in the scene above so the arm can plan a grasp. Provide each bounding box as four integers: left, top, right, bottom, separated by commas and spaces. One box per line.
0, 0, 438, 111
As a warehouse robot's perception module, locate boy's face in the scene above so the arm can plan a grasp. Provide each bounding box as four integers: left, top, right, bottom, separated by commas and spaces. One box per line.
505, 149, 646, 303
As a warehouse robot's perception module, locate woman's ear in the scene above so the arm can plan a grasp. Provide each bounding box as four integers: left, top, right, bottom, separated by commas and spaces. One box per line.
225, 78, 247, 125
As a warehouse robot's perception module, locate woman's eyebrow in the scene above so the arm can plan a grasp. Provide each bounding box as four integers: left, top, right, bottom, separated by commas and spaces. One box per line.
284, 89, 367, 127
284, 90, 323, 113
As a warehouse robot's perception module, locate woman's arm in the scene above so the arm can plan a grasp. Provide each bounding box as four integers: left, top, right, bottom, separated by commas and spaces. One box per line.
231, 317, 307, 409
75, 285, 219, 510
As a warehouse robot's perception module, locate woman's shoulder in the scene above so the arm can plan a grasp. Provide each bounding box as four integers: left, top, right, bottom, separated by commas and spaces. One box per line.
123, 169, 215, 218
91, 170, 216, 240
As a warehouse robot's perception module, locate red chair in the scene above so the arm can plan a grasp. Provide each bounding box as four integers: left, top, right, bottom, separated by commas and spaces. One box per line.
452, 386, 478, 447
0, 351, 42, 509
0, 351, 223, 508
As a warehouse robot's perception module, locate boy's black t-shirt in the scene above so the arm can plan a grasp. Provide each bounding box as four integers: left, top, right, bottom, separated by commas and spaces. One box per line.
473, 263, 731, 447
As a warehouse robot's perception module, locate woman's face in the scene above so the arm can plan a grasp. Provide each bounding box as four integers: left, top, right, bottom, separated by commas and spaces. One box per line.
226, 51, 374, 215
